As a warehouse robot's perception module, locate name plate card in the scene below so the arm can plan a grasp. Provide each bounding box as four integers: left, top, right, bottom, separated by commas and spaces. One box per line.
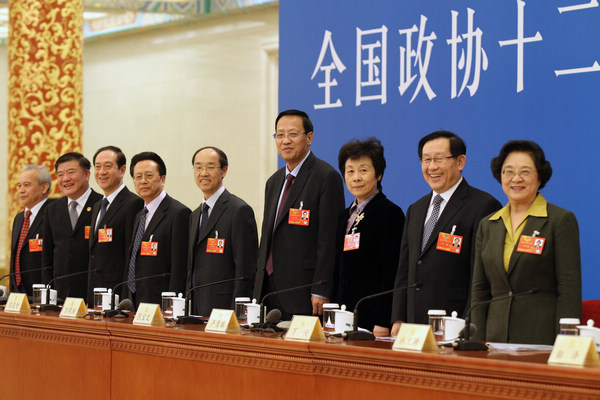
4, 293, 31, 313
59, 298, 87, 318
392, 323, 439, 351
133, 303, 165, 325
284, 315, 325, 341
548, 335, 600, 366
205, 309, 241, 333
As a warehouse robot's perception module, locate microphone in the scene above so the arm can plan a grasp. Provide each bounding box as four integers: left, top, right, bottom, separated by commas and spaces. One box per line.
111, 298, 133, 319
177, 276, 248, 325
452, 288, 538, 351
259, 280, 328, 324
344, 282, 422, 341
104, 273, 170, 317
40, 269, 97, 312
0, 267, 51, 305
247, 309, 283, 331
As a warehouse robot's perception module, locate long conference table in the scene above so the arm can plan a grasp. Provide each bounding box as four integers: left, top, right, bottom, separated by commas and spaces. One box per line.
1, 310, 599, 400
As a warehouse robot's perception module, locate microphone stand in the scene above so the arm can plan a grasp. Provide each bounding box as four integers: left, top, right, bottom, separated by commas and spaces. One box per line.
40, 269, 94, 312
104, 273, 170, 318
259, 280, 328, 324
177, 277, 248, 325
452, 288, 538, 351
345, 282, 422, 341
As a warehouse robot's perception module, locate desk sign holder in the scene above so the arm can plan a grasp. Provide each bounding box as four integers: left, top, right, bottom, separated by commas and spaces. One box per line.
284, 315, 325, 341
205, 309, 241, 333
548, 335, 600, 366
4, 293, 31, 313
392, 323, 438, 351
133, 303, 165, 325
59, 298, 87, 318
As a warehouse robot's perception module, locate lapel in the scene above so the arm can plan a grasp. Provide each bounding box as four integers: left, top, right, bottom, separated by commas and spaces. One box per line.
507, 215, 548, 276
422, 179, 468, 254
98, 187, 129, 228
274, 153, 315, 230
264, 169, 285, 237
189, 203, 202, 249
143, 195, 169, 239
487, 217, 511, 287
26, 201, 47, 241
12, 212, 24, 253
198, 189, 230, 244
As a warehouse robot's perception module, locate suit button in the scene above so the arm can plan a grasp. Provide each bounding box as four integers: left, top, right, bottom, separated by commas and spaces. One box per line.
416, 286, 421, 292
508, 291, 513, 297
417, 260, 422, 266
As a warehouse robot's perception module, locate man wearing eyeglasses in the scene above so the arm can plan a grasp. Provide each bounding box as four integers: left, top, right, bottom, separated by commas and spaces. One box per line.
390, 131, 501, 334
253, 109, 345, 319
187, 146, 257, 316
125, 152, 190, 307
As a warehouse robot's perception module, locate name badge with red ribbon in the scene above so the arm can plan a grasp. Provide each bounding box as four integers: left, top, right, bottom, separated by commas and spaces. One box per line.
140, 235, 158, 256
29, 236, 43, 252
436, 225, 463, 254
98, 228, 113, 243
517, 231, 545, 255
344, 233, 361, 251
207, 231, 225, 254
289, 201, 310, 226
84, 226, 90, 239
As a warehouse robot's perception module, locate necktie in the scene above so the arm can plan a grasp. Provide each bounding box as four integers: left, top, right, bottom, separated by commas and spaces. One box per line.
128, 207, 148, 293
199, 202, 210, 236
266, 174, 295, 275
14, 210, 32, 287
422, 194, 443, 252
69, 201, 78, 230
96, 198, 109, 232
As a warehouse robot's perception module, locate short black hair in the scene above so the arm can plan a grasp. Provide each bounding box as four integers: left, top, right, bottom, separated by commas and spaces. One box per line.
338, 137, 386, 190
275, 109, 314, 134
93, 145, 126, 168
490, 140, 552, 189
55, 152, 91, 172
191, 146, 229, 168
418, 130, 466, 159
130, 152, 167, 177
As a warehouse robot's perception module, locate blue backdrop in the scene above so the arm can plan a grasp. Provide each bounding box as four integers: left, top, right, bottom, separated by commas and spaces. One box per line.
278, 0, 600, 300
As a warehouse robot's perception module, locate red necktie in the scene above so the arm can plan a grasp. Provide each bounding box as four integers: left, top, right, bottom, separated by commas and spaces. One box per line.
266, 174, 294, 275
15, 210, 32, 287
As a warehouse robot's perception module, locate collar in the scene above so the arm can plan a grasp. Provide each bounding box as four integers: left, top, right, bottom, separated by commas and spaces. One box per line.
350, 190, 379, 214
145, 190, 167, 215
203, 185, 226, 210
103, 183, 126, 205
490, 193, 548, 221
430, 176, 463, 206
25, 197, 48, 221
286, 150, 311, 176
69, 187, 92, 208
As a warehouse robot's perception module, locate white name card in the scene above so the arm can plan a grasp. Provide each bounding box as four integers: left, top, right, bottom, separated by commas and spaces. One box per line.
133, 303, 165, 325
548, 335, 600, 366
59, 297, 87, 318
392, 323, 439, 351
4, 293, 31, 313
205, 309, 241, 333
284, 315, 325, 341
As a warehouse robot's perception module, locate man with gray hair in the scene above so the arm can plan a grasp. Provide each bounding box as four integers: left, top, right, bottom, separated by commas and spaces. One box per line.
10, 165, 52, 296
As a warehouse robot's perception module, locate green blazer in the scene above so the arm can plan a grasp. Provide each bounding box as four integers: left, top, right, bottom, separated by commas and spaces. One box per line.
471, 202, 582, 345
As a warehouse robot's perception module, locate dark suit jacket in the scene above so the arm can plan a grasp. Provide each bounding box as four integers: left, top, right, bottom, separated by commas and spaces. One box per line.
87, 187, 144, 305
42, 190, 103, 300
391, 179, 501, 324
127, 194, 191, 307
334, 192, 405, 331
187, 189, 257, 316
253, 152, 345, 316
9, 200, 51, 296
471, 201, 582, 345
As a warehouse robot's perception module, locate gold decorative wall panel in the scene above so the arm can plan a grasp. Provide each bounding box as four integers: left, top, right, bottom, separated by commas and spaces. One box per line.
7, 0, 83, 228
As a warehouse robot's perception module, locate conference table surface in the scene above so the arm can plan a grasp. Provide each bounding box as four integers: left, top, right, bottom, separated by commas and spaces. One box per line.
1, 309, 599, 400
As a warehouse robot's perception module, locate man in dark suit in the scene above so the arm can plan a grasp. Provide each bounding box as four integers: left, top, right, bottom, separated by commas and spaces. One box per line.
87, 146, 144, 306
10, 165, 52, 296
187, 147, 257, 316
253, 109, 345, 318
42, 153, 102, 300
391, 131, 501, 334
126, 152, 190, 307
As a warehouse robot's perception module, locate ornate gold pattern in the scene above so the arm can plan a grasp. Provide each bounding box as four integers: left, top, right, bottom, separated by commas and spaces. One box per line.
7, 0, 83, 225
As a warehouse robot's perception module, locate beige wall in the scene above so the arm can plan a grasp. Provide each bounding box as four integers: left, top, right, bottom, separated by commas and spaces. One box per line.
0, 7, 279, 273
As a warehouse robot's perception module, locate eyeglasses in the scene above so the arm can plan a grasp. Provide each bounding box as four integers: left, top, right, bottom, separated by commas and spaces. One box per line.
272, 132, 307, 140
193, 165, 221, 173
419, 155, 457, 165
133, 173, 159, 182
501, 168, 534, 178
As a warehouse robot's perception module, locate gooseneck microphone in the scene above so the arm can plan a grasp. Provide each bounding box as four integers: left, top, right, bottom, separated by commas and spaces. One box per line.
259, 280, 328, 324
104, 273, 170, 318
177, 276, 248, 325
248, 309, 284, 331
112, 298, 133, 319
344, 282, 423, 341
40, 269, 97, 311
0, 267, 51, 305
452, 288, 538, 351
